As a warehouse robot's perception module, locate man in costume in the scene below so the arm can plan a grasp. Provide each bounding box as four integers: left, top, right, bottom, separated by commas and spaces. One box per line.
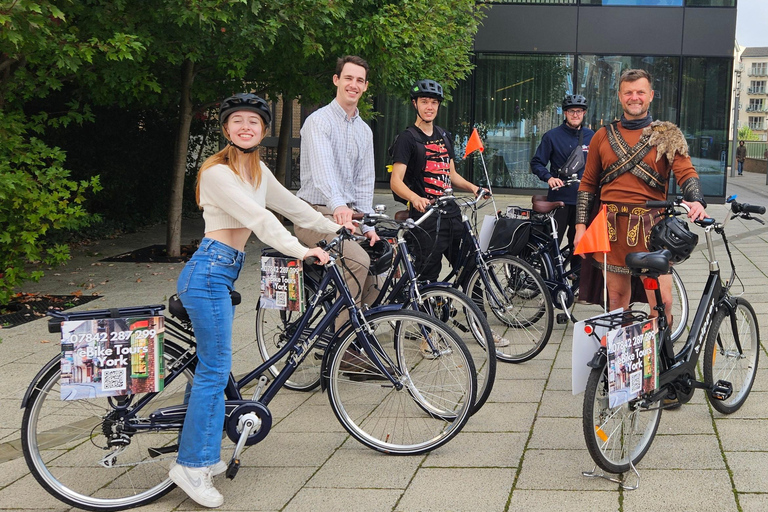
573, 68, 708, 317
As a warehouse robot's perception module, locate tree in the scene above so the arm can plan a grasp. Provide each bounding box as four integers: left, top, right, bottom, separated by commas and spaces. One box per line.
738, 125, 760, 142
0, 0, 142, 304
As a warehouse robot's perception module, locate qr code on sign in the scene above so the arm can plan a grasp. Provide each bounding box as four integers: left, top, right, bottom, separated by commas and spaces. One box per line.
629, 370, 642, 394
102, 368, 127, 392
275, 291, 287, 308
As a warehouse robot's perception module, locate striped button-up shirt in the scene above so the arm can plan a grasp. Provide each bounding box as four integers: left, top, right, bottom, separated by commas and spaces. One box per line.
297, 99, 375, 228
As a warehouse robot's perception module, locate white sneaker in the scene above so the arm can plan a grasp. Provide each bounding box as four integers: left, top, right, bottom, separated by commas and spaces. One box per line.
172, 460, 227, 477
211, 460, 227, 476
493, 332, 510, 348
169, 463, 224, 508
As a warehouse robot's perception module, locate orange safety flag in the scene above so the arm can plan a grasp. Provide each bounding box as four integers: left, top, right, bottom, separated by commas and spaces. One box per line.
574, 205, 611, 255
464, 128, 485, 158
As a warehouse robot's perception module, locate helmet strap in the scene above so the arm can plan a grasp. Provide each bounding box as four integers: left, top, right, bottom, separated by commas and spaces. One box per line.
228, 140, 260, 154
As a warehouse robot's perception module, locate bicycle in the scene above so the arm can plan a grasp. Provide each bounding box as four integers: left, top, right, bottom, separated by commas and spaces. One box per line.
581, 196, 763, 484
435, 193, 555, 363
256, 205, 497, 412
21, 228, 477, 511
516, 193, 690, 342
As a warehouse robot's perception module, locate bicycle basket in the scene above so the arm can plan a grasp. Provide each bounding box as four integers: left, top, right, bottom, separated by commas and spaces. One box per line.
488, 216, 531, 255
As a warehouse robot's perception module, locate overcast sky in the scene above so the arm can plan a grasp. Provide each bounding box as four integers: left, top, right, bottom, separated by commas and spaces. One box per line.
736, 0, 768, 48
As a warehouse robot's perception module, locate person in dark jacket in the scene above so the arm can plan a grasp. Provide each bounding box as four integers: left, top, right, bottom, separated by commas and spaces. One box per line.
530, 94, 595, 260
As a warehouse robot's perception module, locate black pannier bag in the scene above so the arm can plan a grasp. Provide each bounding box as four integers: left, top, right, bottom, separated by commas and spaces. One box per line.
487, 217, 531, 255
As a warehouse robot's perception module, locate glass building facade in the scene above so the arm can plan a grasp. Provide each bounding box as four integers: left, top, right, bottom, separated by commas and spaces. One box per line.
371, 1, 737, 202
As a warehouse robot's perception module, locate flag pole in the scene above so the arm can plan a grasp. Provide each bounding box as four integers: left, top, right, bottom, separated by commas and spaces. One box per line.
476, 153, 499, 218
602, 252, 608, 314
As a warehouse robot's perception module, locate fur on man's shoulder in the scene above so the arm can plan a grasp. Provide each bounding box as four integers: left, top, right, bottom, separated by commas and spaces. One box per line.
643, 120, 689, 162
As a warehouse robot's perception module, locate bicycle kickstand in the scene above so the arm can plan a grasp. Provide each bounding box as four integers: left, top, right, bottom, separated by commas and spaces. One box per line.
582, 461, 640, 491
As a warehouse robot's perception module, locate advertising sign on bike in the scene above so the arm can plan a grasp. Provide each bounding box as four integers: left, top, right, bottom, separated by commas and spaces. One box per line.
605, 318, 658, 408
59, 316, 165, 400
260, 256, 305, 312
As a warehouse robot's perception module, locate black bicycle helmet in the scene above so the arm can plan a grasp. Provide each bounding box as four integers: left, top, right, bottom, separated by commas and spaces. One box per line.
220, 93, 272, 126
410, 79, 444, 102
648, 216, 698, 264
562, 94, 588, 111
361, 239, 394, 275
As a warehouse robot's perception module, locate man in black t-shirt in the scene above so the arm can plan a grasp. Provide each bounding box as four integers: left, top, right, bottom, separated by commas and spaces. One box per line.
390, 79, 486, 283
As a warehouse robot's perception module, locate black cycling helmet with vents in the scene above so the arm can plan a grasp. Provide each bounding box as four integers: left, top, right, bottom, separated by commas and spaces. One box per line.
562, 94, 588, 111
220, 93, 272, 127
410, 79, 444, 102
648, 216, 699, 264
361, 239, 394, 275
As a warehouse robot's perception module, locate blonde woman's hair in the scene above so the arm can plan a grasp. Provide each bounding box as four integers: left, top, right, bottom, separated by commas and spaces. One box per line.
195, 118, 264, 206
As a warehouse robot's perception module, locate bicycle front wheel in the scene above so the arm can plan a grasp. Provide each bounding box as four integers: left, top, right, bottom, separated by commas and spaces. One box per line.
464, 255, 554, 363
21, 342, 196, 511
326, 310, 476, 455
703, 298, 760, 414
412, 287, 495, 413
582, 365, 662, 474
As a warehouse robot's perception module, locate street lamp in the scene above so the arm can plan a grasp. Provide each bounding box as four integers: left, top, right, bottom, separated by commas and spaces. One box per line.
730, 65, 741, 178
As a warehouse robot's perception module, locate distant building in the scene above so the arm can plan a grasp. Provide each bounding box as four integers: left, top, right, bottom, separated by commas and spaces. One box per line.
736, 47, 768, 142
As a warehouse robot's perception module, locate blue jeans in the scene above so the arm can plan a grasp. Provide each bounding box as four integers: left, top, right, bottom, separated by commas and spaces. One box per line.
176, 238, 244, 468
738, 160, 744, 174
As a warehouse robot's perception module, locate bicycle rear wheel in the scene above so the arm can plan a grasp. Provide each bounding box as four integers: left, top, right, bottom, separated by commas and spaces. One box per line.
326, 310, 476, 455
703, 298, 760, 414
21, 342, 196, 511
464, 255, 554, 363
630, 267, 689, 343
582, 365, 662, 474
412, 287, 495, 413
255, 281, 332, 391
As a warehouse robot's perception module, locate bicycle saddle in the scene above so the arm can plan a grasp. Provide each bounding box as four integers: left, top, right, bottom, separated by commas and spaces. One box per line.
531, 195, 565, 214
625, 250, 672, 277
169, 291, 241, 322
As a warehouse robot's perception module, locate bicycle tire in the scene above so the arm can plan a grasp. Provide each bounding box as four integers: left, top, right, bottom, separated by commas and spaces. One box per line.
411, 287, 495, 413
703, 298, 760, 414
582, 365, 662, 474
255, 281, 333, 391
463, 254, 554, 363
22, 342, 196, 511
630, 267, 689, 343
326, 310, 476, 455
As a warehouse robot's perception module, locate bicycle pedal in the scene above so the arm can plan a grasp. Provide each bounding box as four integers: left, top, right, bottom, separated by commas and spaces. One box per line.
711, 380, 733, 401
556, 313, 569, 324
226, 459, 240, 480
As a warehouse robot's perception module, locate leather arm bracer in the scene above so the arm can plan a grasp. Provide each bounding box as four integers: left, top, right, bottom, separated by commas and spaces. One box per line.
576, 190, 595, 225
680, 177, 707, 208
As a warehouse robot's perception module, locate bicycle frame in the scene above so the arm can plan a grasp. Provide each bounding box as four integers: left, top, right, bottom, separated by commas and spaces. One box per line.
525, 213, 578, 312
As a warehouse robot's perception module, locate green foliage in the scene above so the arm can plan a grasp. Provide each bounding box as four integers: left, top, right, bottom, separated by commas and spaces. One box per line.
738, 125, 760, 142
0, 110, 101, 305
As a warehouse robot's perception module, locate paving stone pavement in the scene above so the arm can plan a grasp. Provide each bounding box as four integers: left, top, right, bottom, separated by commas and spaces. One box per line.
1, 171, 767, 511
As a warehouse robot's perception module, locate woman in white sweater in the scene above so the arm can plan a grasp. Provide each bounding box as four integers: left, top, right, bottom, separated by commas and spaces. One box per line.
169, 94, 342, 508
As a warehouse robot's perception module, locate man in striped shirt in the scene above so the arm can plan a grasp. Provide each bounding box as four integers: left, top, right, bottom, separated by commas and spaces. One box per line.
295, 55, 380, 332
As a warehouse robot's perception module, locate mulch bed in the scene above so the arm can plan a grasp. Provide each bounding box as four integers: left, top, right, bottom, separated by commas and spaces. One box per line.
0, 293, 102, 329
101, 244, 198, 263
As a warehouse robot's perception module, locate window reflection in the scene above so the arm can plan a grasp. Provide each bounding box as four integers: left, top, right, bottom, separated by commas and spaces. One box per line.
469, 54, 573, 189
679, 57, 731, 197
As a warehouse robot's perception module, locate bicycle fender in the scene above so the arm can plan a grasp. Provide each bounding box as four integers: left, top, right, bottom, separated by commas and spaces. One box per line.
319, 304, 403, 392
587, 348, 607, 369
21, 355, 61, 409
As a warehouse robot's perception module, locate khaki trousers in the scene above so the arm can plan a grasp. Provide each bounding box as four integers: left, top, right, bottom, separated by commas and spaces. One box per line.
294, 205, 380, 332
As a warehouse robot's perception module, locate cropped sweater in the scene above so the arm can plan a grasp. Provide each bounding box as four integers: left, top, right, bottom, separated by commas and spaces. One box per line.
199, 162, 341, 259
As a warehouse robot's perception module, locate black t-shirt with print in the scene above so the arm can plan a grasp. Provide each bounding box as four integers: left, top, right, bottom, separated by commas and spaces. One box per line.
391, 125, 459, 218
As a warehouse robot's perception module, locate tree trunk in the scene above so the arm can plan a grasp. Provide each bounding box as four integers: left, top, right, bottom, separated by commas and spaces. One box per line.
274, 96, 292, 187
166, 59, 195, 257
